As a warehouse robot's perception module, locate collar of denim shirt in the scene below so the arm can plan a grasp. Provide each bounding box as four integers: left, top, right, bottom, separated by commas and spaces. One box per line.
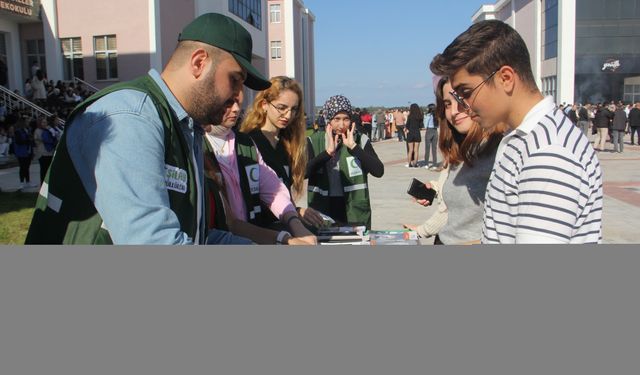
148, 69, 191, 127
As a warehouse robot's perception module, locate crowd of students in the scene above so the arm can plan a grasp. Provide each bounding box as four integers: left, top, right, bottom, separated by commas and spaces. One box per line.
20, 14, 603, 244
559, 101, 640, 153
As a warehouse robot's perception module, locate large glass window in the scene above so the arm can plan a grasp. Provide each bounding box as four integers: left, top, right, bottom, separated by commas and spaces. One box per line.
61, 37, 84, 80
270, 3, 281, 23
543, 0, 558, 60
270, 41, 282, 59
624, 84, 640, 103
229, 0, 262, 30
94, 35, 117, 80
26, 39, 46, 77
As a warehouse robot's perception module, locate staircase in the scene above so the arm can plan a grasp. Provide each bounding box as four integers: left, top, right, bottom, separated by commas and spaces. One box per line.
73, 77, 99, 94
0, 85, 65, 126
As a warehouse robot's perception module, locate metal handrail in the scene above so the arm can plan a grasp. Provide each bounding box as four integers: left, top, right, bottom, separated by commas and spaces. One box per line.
0, 85, 65, 126
73, 77, 99, 93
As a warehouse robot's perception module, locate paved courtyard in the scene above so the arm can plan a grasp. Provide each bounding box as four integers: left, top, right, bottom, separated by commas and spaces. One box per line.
1, 129, 638, 244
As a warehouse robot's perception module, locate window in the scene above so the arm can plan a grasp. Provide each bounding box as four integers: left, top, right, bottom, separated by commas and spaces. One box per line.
270, 3, 281, 23
229, 0, 263, 30
270, 41, 282, 59
543, 0, 558, 60
26, 39, 46, 77
61, 37, 84, 80
624, 84, 640, 103
94, 35, 117, 80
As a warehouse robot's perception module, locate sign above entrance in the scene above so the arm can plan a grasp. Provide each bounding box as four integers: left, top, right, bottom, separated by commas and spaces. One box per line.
0, 0, 39, 19
602, 59, 621, 72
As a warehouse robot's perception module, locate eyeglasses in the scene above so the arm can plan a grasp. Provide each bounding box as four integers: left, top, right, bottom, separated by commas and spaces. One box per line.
268, 102, 298, 116
449, 70, 498, 112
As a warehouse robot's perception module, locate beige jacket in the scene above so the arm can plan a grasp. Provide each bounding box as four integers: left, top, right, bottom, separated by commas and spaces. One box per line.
415, 166, 449, 238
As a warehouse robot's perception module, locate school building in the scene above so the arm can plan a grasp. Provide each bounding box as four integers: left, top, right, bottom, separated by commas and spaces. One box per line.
473, 0, 640, 104
0, 0, 316, 108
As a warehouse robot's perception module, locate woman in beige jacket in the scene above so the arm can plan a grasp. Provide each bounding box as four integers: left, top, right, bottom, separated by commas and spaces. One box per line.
403, 77, 503, 245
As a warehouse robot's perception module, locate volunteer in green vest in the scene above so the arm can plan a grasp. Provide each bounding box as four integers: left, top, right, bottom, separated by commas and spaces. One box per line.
203, 91, 317, 245
25, 13, 270, 244
306, 95, 385, 229
239, 76, 325, 229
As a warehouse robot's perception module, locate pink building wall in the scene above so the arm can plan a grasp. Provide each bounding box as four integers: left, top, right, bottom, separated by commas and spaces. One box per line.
268, 0, 286, 78
56, 0, 151, 88
160, 0, 195, 67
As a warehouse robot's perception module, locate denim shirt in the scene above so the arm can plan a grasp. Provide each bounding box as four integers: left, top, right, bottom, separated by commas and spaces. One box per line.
66, 69, 206, 244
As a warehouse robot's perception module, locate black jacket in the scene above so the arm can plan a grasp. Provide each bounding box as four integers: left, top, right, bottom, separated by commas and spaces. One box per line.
628, 108, 640, 127
593, 108, 613, 128
611, 109, 627, 131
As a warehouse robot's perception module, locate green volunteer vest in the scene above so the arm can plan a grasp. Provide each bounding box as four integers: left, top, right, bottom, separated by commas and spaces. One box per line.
246, 129, 292, 228
203, 130, 262, 228
25, 75, 200, 244
307, 131, 372, 229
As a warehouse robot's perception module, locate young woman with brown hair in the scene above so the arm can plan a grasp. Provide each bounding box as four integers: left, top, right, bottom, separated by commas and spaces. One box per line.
404, 77, 503, 244
240, 76, 324, 228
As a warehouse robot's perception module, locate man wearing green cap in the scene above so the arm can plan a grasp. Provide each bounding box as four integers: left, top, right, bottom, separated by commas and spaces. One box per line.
26, 13, 271, 244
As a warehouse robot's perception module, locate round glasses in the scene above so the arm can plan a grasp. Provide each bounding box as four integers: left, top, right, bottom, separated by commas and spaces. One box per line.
449, 70, 498, 112
268, 102, 298, 116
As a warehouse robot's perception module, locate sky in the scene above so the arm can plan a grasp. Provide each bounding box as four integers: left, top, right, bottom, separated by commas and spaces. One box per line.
303, 0, 492, 108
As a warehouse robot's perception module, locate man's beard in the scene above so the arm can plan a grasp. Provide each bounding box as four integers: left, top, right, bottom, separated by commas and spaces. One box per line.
189, 73, 235, 126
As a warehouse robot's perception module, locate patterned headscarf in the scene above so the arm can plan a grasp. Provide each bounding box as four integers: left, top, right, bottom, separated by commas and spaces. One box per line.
323, 95, 352, 121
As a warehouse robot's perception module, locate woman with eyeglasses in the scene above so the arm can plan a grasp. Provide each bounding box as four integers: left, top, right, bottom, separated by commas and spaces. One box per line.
306, 95, 384, 230
403, 77, 504, 245
240, 76, 325, 229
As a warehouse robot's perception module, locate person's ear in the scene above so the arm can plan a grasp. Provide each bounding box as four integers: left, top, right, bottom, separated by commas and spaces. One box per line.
497, 66, 516, 95
189, 48, 209, 79
260, 99, 268, 113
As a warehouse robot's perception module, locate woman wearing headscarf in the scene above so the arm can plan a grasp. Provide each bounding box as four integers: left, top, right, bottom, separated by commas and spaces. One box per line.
306, 95, 384, 229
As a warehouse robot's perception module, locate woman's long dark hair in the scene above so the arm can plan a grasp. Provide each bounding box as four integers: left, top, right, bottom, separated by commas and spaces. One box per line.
408, 103, 423, 121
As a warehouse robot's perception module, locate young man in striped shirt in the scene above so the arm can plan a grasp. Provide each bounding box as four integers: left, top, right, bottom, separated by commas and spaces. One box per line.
430, 20, 603, 244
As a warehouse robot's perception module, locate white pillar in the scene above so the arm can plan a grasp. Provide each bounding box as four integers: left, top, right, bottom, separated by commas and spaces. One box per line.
148, 0, 162, 71
41, 0, 63, 81
284, 0, 295, 77
534, 0, 542, 89
557, 0, 576, 104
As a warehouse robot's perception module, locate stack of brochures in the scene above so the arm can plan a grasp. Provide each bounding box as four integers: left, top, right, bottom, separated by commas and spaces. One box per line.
368, 230, 420, 246
317, 226, 369, 245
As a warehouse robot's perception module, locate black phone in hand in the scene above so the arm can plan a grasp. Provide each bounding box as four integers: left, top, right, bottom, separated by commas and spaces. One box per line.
407, 178, 437, 202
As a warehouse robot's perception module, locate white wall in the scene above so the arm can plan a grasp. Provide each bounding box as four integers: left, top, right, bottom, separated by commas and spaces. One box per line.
41, 0, 63, 82
557, 0, 575, 105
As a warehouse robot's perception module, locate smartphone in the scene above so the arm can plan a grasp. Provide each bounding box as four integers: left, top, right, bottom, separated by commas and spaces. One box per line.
407, 178, 437, 202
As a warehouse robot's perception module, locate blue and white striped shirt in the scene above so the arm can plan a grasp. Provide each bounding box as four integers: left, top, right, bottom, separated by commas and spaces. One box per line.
482, 96, 603, 244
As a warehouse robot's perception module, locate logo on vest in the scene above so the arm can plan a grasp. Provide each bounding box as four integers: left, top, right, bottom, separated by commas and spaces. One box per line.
246, 164, 260, 195
165, 164, 188, 194
347, 156, 363, 177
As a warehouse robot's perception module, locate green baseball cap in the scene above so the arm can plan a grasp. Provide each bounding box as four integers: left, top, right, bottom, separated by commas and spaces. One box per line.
178, 13, 271, 91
